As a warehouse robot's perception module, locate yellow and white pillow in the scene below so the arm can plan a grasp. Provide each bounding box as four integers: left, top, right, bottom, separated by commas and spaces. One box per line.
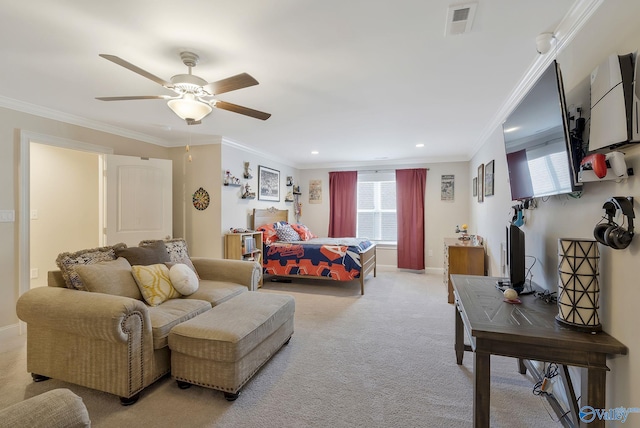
131, 263, 181, 306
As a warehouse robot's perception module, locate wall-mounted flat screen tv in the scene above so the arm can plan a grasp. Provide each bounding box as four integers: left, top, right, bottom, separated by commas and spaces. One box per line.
502, 60, 581, 200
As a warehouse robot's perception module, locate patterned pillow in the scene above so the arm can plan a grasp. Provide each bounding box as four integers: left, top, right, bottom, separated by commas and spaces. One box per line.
56, 243, 127, 290
256, 223, 279, 245
131, 263, 181, 306
275, 223, 301, 242
139, 238, 199, 277
290, 223, 317, 241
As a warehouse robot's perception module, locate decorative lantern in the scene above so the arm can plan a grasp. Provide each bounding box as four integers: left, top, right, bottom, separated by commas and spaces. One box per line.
556, 238, 601, 331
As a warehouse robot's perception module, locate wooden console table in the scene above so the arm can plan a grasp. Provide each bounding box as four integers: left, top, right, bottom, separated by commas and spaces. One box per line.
451, 274, 627, 428
444, 238, 485, 303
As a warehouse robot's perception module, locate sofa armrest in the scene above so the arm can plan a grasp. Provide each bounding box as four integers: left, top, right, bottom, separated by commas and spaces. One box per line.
0, 388, 90, 428
17, 287, 151, 343
191, 258, 261, 291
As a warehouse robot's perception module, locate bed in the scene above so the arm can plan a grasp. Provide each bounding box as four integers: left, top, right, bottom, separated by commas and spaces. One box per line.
252, 208, 376, 295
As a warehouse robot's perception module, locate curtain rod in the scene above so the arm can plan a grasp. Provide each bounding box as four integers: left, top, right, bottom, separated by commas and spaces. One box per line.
357, 168, 429, 173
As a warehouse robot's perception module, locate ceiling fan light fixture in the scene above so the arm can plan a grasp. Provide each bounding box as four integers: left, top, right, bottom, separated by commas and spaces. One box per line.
167, 94, 212, 121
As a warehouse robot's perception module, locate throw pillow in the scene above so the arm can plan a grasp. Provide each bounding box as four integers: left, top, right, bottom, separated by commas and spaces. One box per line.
256, 223, 279, 244
131, 263, 181, 306
275, 223, 301, 242
75, 257, 143, 300
56, 243, 127, 290
290, 223, 317, 241
168, 263, 199, 295
115, 241, 170, 266
139, 238, 200, 278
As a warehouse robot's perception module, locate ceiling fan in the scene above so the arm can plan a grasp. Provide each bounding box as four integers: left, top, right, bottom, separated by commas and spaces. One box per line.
96, 51, 271, 125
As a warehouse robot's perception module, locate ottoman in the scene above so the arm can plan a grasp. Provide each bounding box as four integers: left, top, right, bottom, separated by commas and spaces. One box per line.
168, 292, 295, 401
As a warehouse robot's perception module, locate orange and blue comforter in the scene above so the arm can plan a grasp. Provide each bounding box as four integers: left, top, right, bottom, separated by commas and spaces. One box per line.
263, 238, 373, 281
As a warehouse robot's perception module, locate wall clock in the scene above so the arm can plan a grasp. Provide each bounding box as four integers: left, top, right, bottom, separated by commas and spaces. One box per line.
192, 187, 210, 210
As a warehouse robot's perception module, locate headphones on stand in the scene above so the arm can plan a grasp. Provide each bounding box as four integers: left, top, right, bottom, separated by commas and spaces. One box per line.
593, 197, 635, 249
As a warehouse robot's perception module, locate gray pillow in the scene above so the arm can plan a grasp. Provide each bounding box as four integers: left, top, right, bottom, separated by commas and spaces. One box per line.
75, 257, 142, 300
115, 241, 170, 266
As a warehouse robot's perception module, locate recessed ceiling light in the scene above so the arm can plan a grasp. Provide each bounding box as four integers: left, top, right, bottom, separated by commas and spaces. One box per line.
311, 151, 319, 155
416, 143, 425, 148
504, 126, 520, 133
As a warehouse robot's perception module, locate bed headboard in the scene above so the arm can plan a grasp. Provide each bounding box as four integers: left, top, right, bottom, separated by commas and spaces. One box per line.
252, 207, 289, 229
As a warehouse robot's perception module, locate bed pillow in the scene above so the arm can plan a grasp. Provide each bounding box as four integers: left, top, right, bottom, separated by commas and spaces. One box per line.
257, 223, 279, 245
140, 238, 199, 277
115, 241, 170, 266
75, 257, 143, 300
131, 263, 181, 306
275, 223, 301, 242
56, 243, 127, 290
290, 223, 317, 241
168, 263, 199, 295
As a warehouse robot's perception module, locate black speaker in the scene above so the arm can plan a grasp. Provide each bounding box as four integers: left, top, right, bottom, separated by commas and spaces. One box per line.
593, 197, 635, 249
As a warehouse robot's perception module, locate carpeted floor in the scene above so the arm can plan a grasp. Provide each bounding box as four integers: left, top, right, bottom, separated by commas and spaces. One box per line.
0, 268, 561, 427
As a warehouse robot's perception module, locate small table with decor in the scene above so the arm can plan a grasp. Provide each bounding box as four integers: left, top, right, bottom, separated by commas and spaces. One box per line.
451, 274, 627, 428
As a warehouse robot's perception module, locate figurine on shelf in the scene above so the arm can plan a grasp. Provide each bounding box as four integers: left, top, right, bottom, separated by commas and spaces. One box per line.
285, 190, 294, 202
243, 161, 252, 179
456, 224, 470, 241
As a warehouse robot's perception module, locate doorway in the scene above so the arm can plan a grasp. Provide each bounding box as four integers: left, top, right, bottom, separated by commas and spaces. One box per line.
19, 131, 113, 295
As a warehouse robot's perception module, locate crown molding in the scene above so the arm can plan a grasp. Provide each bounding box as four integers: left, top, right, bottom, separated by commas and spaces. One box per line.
471, 0, 604, 158
0, 95, 170, 147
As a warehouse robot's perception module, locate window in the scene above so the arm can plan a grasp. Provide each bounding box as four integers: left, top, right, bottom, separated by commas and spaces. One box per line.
357, 172, 397, 243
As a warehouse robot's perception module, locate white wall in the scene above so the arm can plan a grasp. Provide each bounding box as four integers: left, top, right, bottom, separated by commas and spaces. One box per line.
471, 0, 640, 413
221, 143, 299, 232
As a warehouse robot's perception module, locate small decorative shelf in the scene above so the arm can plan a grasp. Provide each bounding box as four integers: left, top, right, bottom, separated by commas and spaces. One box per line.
224, 183, 242, 187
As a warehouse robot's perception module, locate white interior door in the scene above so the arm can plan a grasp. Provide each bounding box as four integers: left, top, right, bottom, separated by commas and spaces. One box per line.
105, 155, 172, 246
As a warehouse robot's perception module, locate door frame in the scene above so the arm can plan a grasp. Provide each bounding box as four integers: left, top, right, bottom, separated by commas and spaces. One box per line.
19, 131, 113, 296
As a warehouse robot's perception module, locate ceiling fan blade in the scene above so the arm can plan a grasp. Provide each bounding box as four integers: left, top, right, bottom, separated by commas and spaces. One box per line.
204, 73, 259, 95
99, 54, 173, 88
95, 95, 171, 101
215, 100, 271, 120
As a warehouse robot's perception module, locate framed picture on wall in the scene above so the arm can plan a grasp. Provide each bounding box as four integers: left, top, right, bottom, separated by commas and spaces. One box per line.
258, 165, 280, 201
441, 175, 455, 201
473, 177, 478, 197
484, 160, 495, 197
477, 164, 484, 202
309, 179, 322, 204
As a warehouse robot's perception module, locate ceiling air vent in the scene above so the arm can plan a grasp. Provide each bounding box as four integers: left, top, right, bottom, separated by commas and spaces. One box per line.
445, 2, 477, 36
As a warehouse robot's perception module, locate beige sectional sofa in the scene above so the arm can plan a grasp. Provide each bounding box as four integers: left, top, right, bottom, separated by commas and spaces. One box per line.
16, 240, 262, 405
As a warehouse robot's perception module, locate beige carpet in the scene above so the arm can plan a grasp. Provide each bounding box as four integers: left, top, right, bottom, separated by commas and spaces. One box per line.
0, 269, 561, 427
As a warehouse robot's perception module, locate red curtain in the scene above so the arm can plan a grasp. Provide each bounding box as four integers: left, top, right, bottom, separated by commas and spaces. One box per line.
328, 171, 358, 237
396, 168, 427, 270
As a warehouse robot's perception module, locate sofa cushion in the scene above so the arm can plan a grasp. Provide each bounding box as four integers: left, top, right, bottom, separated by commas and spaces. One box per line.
140, 238, 199, 277
115, 241, 170, 266
147, 299, 211, 349
169, 263, 199, 295
75, 257, 143, 300
131, 263, 181, 306
56, 243, 127, 290
183, 280, 247, 306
